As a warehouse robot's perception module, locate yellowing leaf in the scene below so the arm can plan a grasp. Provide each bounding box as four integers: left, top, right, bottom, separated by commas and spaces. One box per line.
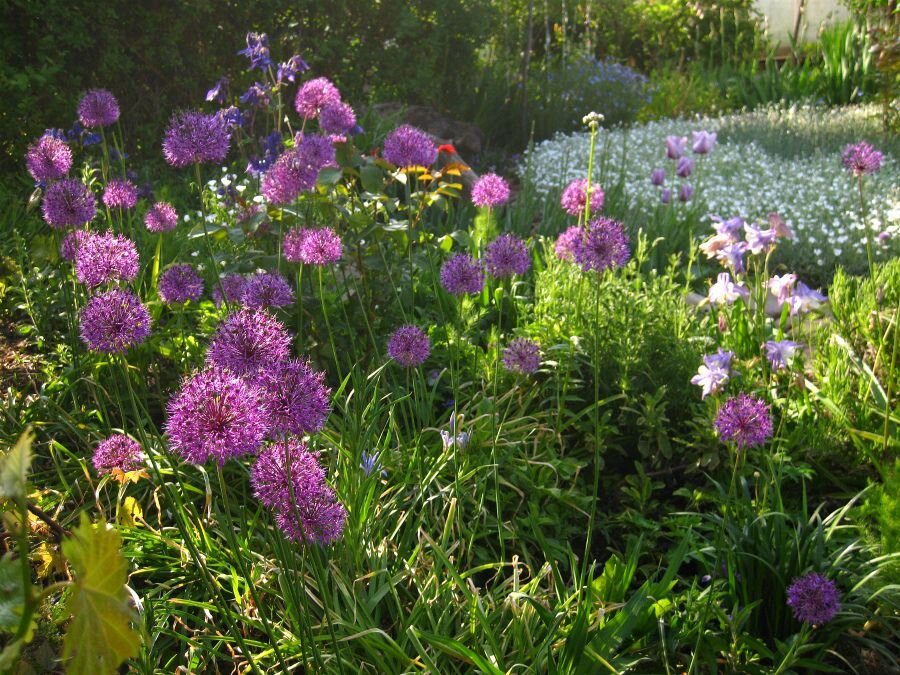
32, 542, 66, 580
0, 427, 34, 500
116, 497, 143, 528
110, 468, 149, 486
61, 515, 140, 674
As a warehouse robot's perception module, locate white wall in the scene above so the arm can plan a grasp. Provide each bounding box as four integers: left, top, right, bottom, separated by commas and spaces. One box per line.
754, 0, 850, 47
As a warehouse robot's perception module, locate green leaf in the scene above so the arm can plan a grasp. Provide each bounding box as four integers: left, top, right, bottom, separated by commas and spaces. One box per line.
0, 427, 34, 500
317, 167, 344, 186
0, 554, 29, 635
360, 165, 384, 194
61, 515, 140, 674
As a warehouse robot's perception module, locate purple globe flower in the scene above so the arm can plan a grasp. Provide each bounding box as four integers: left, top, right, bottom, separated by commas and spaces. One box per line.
77, 89, 120, 128
282, 227, 310, 263
60, 229, 88, 262
257, 358, 331, 437
571, 217, 630, 273
294, 77, 342, 119
320, 101, 356, 135
471, 173, 511, 208
41, 179, 96, 229
92, 434, 144, 475
206, 308, 291, 378
165, 369, 270, 465
555, 225, 582, 262
26, 135, 73, 182
242, 271, 295, 310
502, 338, 541, 374
297, 133, 337, 172
158, 264, 204, 304
260, 136, 333, 205
484, 234, 530, 278
212, 273, 248, 307
298, 227, 342, 265
382, 125, 436, 168
560, 178, 604, 216
787, 573, 841, 625
144, 202, 178, 233
842, 142, 883, 176
714, 393, 773, 449
74, 231, 140, 288
388, 325, 430, 367
162, 110, 231, 167
251, 438, 347, 545
440, 254, 484, 295
79, 288, 151, 354
102, 179, 138, 209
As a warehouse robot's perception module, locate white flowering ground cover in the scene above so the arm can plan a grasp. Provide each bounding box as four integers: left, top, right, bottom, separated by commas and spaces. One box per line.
520, 104, 899, 276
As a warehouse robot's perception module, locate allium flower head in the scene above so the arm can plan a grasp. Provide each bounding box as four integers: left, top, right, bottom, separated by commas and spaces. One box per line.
165, 369, 270, 465
484, 234, 531, 278
502, 338, 541, 374
163, 110, 231, 167
257, 358, 331, 437
212, 273, 248, 307
714, 393, 773, 449
158, 264, 204, 304
80, 288, 151, 354
60, 230, 88, 261
294, 77, 342, 119
251, 438, 347, 545
388, 325, 430, 367
560, 178, 604, 216
555, 225, 582, 262
763, 339, 802, 371
692, 131, 717, 155
207, 308, 291, 377
440, 254, 484, 295
92, 434, 144, 475
296, 133, 337, 172
261, 135, 334, 205
74, 231, 139, 288
144, 202, 178, 233
842, 142, 883, 176
382, 125, 437, 168
284, 227, 342, 265
319, 101, 356, 135
572, 217, 630, 273
787, 573, 841, 625
102, 179, 138, 209
77, 89, 120, 128
242, 271, 295, 309
691, 348, 734, 399
471, 173, 511, 208
26, 135, 73, 182
42, 179, 96, 229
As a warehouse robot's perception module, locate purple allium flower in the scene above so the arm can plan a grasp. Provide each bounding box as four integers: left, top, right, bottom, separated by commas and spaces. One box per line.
261, 150, 315, 204
79, 288, 151, 354
92, 434, 144, 475
240, 82, 271, 108
162, 110, 231, 167
212, 273, 248, 307
319, 101, 356, 135
294, 77, 342, 119
237, 32, 274, 71
26, 135, 73, 182
74, 231, 139, 288
572, 217, 630, 273
382, 124, 437, 168
502, 337, 541, 374
714, 393, 773, 449
555, 225, 582, 262
257, 358, 331, 437
144, 202, 178, 233
388, 325, 430, 367
276, 55, 309, 84
744, 222, 777, 255
41, 179, 96, 229
766, 274, 797, 307
242, 271, 295, 310
165, 369, 269, 465
440, 253, 484, 295
282, 227, 310, 263
207, 308, 291, 377
676, 156, 695, 178
471, 173, 511, 208
666, 135, 687, 160
678, 184, 693, 202
691, 348, 734, 399
250, 438, 347, 545
787, 282, 827, 316
660, 188, 672, 204
102, 179, 138, 209
77, 89, 120, 128
692, 131, 717, 155
763, 339, 802, 371
158, 264, 204, 304
484, 234, 531, 278
206, 77, 229, 104
60, 229, 88, 261
294, 227, 342, 265
842, 142, 883, 176
787, 573, 841, 625
296, 133, 337, 172
650, 168, 666, 186
708, 272, 749, 305
560, 178, 604, 216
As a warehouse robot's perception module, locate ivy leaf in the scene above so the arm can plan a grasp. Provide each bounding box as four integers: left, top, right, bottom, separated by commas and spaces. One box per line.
0, 427, 34, 501
61, 515, 140, 674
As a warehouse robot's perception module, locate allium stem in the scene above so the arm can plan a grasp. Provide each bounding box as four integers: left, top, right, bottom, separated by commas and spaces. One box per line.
194, 163, 229, 312
318, 266, 342, 381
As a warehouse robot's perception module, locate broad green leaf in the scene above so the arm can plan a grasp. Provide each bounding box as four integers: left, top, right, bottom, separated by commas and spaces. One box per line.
62, 515, 140, 674
0, 554, 29, 634
0, 427, 34, 500
360, 165, 384, 193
